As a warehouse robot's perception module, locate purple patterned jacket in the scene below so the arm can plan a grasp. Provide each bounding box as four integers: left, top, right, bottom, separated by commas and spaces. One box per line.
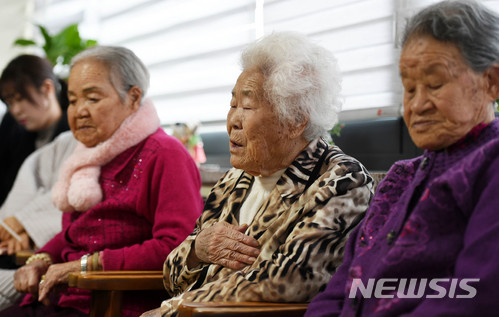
306, 119, 499, 317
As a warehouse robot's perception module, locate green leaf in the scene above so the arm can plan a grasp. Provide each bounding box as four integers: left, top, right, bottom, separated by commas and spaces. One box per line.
57, 24, 86, 64
85, 39, 98, 48
36, 25, 56, 64
37, 25, 52, 49
61, 24, 81, 48
13, 38, 37, 46
329, 123, 345, 145
330, 123, 344, 137
37, 25, 51, 41
12, 23, 98, 67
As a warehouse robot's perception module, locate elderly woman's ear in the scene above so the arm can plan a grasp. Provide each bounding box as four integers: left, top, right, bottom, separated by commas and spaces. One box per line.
288, 118, 309, 139
485, 64, 499, 101
127, 85, 143, 111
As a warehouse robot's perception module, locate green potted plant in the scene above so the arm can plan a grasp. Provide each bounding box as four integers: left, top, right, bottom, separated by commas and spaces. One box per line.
13, 24, 97, 77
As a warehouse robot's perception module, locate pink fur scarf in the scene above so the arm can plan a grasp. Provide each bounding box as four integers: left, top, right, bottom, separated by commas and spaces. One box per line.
52, 98, 160, 212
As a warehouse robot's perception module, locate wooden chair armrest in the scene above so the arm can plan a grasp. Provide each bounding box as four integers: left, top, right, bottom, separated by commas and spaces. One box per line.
15, 250, 35, 266
68, 271, 164, 317
178, 301, 308, 317
68, 270, 164, 291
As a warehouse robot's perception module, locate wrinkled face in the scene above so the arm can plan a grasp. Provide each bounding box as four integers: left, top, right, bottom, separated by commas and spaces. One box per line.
227, 68, 294, 176
68, 60, 138, 147
2, 83, 53, 131
400, 35, 494, 151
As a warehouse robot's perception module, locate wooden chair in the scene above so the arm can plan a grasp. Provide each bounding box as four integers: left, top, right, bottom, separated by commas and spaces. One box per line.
67, 271, 164, 317
177, 301, 308, 317
15, 249, 35, 266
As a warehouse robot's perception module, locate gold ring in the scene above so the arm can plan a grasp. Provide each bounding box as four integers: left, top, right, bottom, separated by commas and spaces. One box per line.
39, 275, 46, 284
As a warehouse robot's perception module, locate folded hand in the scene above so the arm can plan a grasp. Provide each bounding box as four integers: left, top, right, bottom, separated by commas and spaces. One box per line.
13, 259, 49, 295
38, 260, 80, 304
193, 221, 260, 270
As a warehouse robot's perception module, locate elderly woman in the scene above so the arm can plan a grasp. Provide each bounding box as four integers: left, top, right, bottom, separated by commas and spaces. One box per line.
142, 32, 373, 317
0, 46, 204, 317
305, 1, 499, 316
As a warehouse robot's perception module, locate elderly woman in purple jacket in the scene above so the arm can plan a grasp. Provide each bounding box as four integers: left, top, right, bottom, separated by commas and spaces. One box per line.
306, 1, 499, 316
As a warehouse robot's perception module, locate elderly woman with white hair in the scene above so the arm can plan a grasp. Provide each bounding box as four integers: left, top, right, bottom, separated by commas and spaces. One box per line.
142, 31, 373, 317
0, 46, 203, 317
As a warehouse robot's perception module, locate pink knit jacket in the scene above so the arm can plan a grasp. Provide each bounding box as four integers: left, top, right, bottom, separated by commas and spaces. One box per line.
22, 128, 204, 316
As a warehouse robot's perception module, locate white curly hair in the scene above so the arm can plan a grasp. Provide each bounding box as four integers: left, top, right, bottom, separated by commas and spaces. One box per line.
240, 31, 342, 141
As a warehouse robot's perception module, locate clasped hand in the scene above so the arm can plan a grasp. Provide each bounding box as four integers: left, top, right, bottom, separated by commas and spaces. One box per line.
193, 222, 260, 270
13, 259, 80, 305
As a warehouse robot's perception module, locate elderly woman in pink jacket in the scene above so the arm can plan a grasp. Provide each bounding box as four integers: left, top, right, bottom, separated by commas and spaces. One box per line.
0, 46, 204, 317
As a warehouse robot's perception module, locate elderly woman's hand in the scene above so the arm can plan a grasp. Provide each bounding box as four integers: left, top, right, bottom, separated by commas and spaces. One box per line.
191, 222, 260, 270
37, 260, 80, 303
13, 259, 49, 295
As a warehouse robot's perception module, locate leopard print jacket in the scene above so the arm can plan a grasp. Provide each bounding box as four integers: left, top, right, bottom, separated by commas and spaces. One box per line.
160, 138, 373, 316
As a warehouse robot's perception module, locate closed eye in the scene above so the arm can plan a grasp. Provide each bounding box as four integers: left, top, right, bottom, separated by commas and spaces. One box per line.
405, 87, 415, 95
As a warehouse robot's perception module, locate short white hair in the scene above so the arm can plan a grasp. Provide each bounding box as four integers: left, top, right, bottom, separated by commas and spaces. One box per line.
241, 31, 342, 141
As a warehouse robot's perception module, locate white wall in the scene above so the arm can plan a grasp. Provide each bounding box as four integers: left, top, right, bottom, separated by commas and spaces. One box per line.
0, 0, 34, 71
0, 0, 34, 117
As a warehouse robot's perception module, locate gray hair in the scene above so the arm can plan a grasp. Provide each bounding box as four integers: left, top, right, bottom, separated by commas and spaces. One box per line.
401, 0, 499, 73
71, 46, 150, 103
241, 32, 342, 141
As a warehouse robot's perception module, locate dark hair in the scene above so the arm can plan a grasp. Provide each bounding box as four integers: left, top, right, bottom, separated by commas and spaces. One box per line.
0, 54, 67, 110
401, 0, 499, 73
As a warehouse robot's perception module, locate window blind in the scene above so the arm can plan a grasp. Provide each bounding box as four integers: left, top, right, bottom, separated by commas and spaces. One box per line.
29, 0, 499, 126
